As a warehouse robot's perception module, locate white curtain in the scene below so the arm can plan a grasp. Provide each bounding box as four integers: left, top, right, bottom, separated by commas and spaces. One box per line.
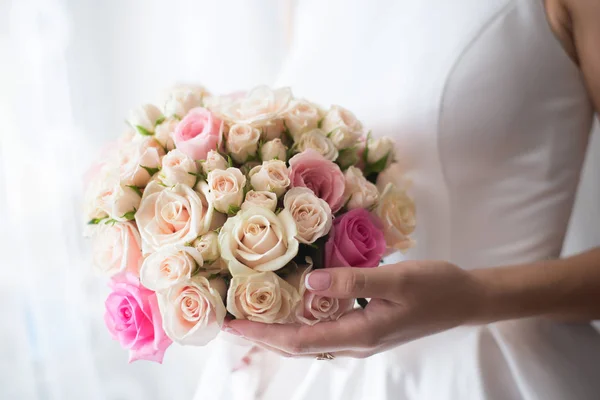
1, 1, 287, 399
1, 0, 598, 399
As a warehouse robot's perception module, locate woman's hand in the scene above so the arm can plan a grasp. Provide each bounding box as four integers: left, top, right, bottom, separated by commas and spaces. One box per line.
222, 261, 486, 358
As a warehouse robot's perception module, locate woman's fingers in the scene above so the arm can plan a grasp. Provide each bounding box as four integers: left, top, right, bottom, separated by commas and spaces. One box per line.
304, 264, 404, 300
223, 309, 376, 355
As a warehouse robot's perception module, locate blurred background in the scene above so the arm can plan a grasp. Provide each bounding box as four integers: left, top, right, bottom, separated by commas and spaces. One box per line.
0, 0, 598, 399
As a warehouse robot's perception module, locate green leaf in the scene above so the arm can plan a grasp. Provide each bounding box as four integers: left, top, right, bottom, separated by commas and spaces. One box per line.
227, 154, 234, 168
207, 273, 220, 280
362, 131, 372, 165
317, 117, 324, 129
227, 204, 241, 215
135, 125, 153, 136
364, 152, 390, 176
155, 116, 166, 126
188, 171, 206, 186
126, 185, 143, 197
275, 207, 283, 215
173, 114, 182, 121
105, 218, 118, 226
121, 210, 136, 221
306, 242, 319, 249
87, 217, 106, 225
140, 165, 160, 176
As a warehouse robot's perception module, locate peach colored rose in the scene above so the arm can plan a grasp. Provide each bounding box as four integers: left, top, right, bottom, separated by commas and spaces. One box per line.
366, 136, 395, 166
192, 231, 220, 265
248, 160, 290, 198
200, 150, 228, 174
127, 104, 164, 136
320, 105, 364, 149
91, 221, 142, 277
160, 149, 198, 187
158, 276, 226, 345
207, 168, 246, 214
218, 207, 299, 275
374, 183, 416, 252
260, 138, 287, 162
173, 107, 222, 161
284, 99, 321, 139
119, 138, 165, 188
98, 180, 141, 222
343, 166, 379, 210
293, 129, 338, 161
226, 123, 261, 163
241, 190, 278, 213
226, 270, 300, 323
135, 182, 215, 253
140, 245, 203, 292
154, 117, 179, 151
163, 84, 207, 118
283, 187, 332, 244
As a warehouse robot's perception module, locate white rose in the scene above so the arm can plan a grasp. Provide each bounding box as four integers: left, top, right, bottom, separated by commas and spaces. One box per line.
99, 181, 141, 222
376, 162, 411, 191
284, 99, 321, 139
293, 129, 339, 161
343, 166, 379, 210
210, 86, 292, 127
366, 136, 395, 167
84, 163, 117, 223
241, 190, 278, 212
154, 117, 179, 150
127, 104, 164, 136
158, 275, 226, 346
226, 123, 261, 163
283, 187, 332, 244
248, 160, 290, 197
321, 105, 364, 149
140, 245, 203, 291
218, 206, 299, 275
285, 265, 353, 325
227, 271, 300, 323
163, 84, 207, 118
192, 231, 220, 264
160, 149, 198, 187
90, 221, 142, 276
260, 138, 287, 161
136, 181, 216, 253
374, 183, 416, 251
119, 138, 165, 188
201, 150, 228, 174
207, 168, 246, 214
262, 119, 285, 140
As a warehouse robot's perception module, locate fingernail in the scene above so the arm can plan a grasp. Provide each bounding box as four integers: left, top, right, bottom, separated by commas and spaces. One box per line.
223, 325, 242, 336
305, 270, 331, 291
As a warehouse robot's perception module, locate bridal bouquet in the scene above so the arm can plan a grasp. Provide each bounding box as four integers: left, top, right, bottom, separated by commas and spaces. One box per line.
84, 85, 415, 363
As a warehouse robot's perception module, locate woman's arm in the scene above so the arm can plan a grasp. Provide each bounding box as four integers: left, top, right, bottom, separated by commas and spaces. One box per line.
473, 248, 600, 323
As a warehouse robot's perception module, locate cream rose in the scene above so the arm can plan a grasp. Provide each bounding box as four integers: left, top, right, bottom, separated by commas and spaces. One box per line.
218, 206, 299, 275
118, 138, 165, 188
343, 166, 379, 210
226, 271, 300, 323
374, 183, 416, 251
158, 276, 226, 345
226, 124, 261, 163
140, 245, 203, 291
127, 104, 164, 136
91, 221, 142, 276
192, 231, 220, 264
285, 265, 353, 325
210, 86, 292, 127
241, 190, 278, 212
99, 181, 141, 222
262, 119, 285, 140
135, 181, 215, 252
163, 84, 207, 118
283, 187, 332, 244
366, 136, 395, 172
200, 150, 228, 174
207, 168, 246, 214
160, 149, 198, 187
248, 160, 290, 197
260, 138, 287, 162
154, 117, 179, 150
321, 105, 364, 149
284, 99, 321, 139
293, 129, 339, 161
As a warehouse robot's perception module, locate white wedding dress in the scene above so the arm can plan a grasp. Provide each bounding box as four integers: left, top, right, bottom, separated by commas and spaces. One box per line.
194, 0, 600, 399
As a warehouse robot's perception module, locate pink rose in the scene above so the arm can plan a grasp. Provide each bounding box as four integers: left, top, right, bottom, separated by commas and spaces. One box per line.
325, 208, 386, 268
173, 107, 222, 161
104, 273, 172, 363
288, 149, 345, 212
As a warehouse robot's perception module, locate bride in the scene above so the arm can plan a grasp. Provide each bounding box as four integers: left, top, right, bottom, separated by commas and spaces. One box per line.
196, 0, 600, 399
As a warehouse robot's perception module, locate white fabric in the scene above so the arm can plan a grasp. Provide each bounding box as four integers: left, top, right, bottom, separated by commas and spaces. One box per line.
194, 1, 600, 399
